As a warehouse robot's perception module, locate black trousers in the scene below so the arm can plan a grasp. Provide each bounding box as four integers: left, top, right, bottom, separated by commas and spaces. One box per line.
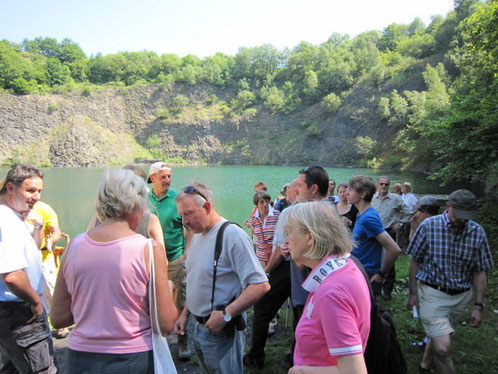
247, 260, 291, 360
383, 228, 397, 294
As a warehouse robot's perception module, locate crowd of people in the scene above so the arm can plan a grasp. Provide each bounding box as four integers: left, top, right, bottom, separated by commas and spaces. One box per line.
0, 162, 493, 374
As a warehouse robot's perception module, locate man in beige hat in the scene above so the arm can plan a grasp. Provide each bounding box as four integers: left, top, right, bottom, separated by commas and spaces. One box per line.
406, 189, 493, 373
147, 162, 192, 360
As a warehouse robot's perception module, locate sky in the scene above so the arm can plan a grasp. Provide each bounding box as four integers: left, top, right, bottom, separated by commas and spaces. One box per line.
1, 0, 455, 58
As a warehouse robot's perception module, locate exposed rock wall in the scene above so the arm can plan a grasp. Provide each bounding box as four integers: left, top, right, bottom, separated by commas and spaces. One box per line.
0, 82, 400, 167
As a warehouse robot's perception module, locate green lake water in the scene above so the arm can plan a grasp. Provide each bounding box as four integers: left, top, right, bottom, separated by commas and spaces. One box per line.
0, 165, 477, 240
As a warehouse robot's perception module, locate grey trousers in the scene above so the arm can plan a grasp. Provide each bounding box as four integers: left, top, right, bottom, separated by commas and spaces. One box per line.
0, 301, 58, 374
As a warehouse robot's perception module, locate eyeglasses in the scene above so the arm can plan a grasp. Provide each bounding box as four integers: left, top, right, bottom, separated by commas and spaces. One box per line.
182, 185, 208, 201
379, 183, 390, 186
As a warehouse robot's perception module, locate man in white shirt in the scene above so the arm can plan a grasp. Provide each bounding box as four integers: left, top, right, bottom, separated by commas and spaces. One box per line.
0, 164, 58, 373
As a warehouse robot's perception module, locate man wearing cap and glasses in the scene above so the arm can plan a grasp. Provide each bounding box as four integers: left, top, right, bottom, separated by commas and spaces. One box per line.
147, 162, 192, 360
173, 182, 269, 374
406, 189, 493, 373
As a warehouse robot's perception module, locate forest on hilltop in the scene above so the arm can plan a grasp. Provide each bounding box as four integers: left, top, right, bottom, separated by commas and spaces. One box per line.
0, 0, 496, 189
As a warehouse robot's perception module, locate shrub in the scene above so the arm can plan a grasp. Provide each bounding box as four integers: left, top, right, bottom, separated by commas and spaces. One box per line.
321, 93, 342, 113
48, 102, 59, 113
156, 108, 170, 119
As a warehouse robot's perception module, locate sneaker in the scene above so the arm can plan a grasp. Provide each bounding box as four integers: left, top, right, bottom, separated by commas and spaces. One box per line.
178, 335, 191, 361
243, 354, 264, 370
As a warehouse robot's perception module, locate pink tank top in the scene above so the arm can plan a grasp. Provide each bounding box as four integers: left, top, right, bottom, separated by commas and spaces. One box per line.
63, 233, 152, 353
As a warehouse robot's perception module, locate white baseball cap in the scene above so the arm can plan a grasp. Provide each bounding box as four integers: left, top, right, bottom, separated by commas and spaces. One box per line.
147, 162, 171, 183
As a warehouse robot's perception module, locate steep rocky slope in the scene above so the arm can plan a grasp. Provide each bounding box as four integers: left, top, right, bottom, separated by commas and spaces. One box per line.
0, 81, 409, 167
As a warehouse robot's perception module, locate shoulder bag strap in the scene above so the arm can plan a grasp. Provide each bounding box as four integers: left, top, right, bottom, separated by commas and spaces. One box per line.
147, 239, 160, 333
350, 255, 376, 309
210, 221, 237, 311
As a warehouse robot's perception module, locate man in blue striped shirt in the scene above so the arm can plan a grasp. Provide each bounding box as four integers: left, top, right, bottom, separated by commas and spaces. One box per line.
406, 189, 493, 374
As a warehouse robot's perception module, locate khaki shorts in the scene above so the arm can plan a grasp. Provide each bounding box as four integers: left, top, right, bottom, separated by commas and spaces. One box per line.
418, 281, 473, 337
168, 254, 186, 310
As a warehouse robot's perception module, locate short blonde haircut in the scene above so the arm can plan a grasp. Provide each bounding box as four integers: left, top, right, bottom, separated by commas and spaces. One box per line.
96, 169, 149, 221
288, 201, 352, 260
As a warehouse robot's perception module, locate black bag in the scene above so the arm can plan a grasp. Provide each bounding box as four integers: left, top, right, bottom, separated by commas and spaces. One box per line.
351, 257, 408, 374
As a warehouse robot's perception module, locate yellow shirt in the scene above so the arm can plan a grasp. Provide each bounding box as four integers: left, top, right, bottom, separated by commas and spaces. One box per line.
32, 201, 59, 262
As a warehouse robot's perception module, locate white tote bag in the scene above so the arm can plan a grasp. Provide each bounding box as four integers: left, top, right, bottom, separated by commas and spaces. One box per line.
148, 239, 177, 373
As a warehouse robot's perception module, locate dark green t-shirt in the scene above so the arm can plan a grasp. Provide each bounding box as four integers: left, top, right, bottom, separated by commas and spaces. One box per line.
149, 189, 184, 261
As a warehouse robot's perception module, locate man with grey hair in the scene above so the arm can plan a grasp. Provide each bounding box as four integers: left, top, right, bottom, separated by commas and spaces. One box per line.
406, 189, 493, 373
372, 176, 412, 300
0, 164, 58, 373
173, 183, 269, 374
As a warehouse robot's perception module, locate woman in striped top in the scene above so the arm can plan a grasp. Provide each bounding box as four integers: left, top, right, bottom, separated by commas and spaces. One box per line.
251, 190, 280, 268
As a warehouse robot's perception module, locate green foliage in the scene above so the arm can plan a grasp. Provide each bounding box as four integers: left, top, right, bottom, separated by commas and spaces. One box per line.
145, 135, 163, 160
397, 33, 436, 58
172, 94, 190, 115
260, 85, 285, 113
378, 96, 391, 119
48, 102, 59, 113
321, 93, 342, 113
230, 90, 256, 113
46, 57, 71, 86
355, 136, 377, 159
429, 0, 498, 185
156, 108, 170, 119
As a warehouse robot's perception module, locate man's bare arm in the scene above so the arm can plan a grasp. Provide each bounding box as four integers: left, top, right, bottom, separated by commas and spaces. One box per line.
469, 271, 487, 327
407, 259, 421, 308
2, 270, 43, 322
205, 281, 270, 332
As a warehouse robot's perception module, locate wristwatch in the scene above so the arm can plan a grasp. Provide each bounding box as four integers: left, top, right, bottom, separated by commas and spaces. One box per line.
475, 302, 484, 309
378, 269, 387, 278
222, 308, 232, 323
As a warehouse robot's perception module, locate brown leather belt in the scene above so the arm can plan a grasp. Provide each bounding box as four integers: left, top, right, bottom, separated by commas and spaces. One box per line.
421, 282, 470, 296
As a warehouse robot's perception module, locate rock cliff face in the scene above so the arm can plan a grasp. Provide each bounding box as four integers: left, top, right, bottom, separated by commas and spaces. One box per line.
0, 82, 399, 167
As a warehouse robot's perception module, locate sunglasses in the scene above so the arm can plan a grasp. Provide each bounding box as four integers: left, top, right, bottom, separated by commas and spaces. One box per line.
182, 185, 208, 201
379, 182, 390, 186
303, 166, 315, 180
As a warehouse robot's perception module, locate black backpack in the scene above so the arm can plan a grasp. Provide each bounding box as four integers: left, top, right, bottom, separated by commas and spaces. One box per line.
351, 257, 408, 374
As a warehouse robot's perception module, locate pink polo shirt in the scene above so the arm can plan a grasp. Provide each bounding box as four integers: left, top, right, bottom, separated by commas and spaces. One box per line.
63, 233, 152, 354
294, 255, 371, 366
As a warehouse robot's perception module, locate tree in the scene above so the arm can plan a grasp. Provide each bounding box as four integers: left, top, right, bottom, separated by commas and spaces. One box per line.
46, 57, 71, 86
379, 23, 408, 51
431, 0, 498, 184
321, 93, 342, 113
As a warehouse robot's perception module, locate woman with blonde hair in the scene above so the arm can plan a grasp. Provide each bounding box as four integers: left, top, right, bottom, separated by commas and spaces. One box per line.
51, 169, 178, 373
286, 201, 370, 374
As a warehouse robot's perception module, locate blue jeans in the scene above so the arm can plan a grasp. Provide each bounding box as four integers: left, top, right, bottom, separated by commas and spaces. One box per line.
194, 321, 244, 374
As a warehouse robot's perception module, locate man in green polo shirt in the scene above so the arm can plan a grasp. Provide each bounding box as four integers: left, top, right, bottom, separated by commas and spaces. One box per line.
148, 162, 191, 360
